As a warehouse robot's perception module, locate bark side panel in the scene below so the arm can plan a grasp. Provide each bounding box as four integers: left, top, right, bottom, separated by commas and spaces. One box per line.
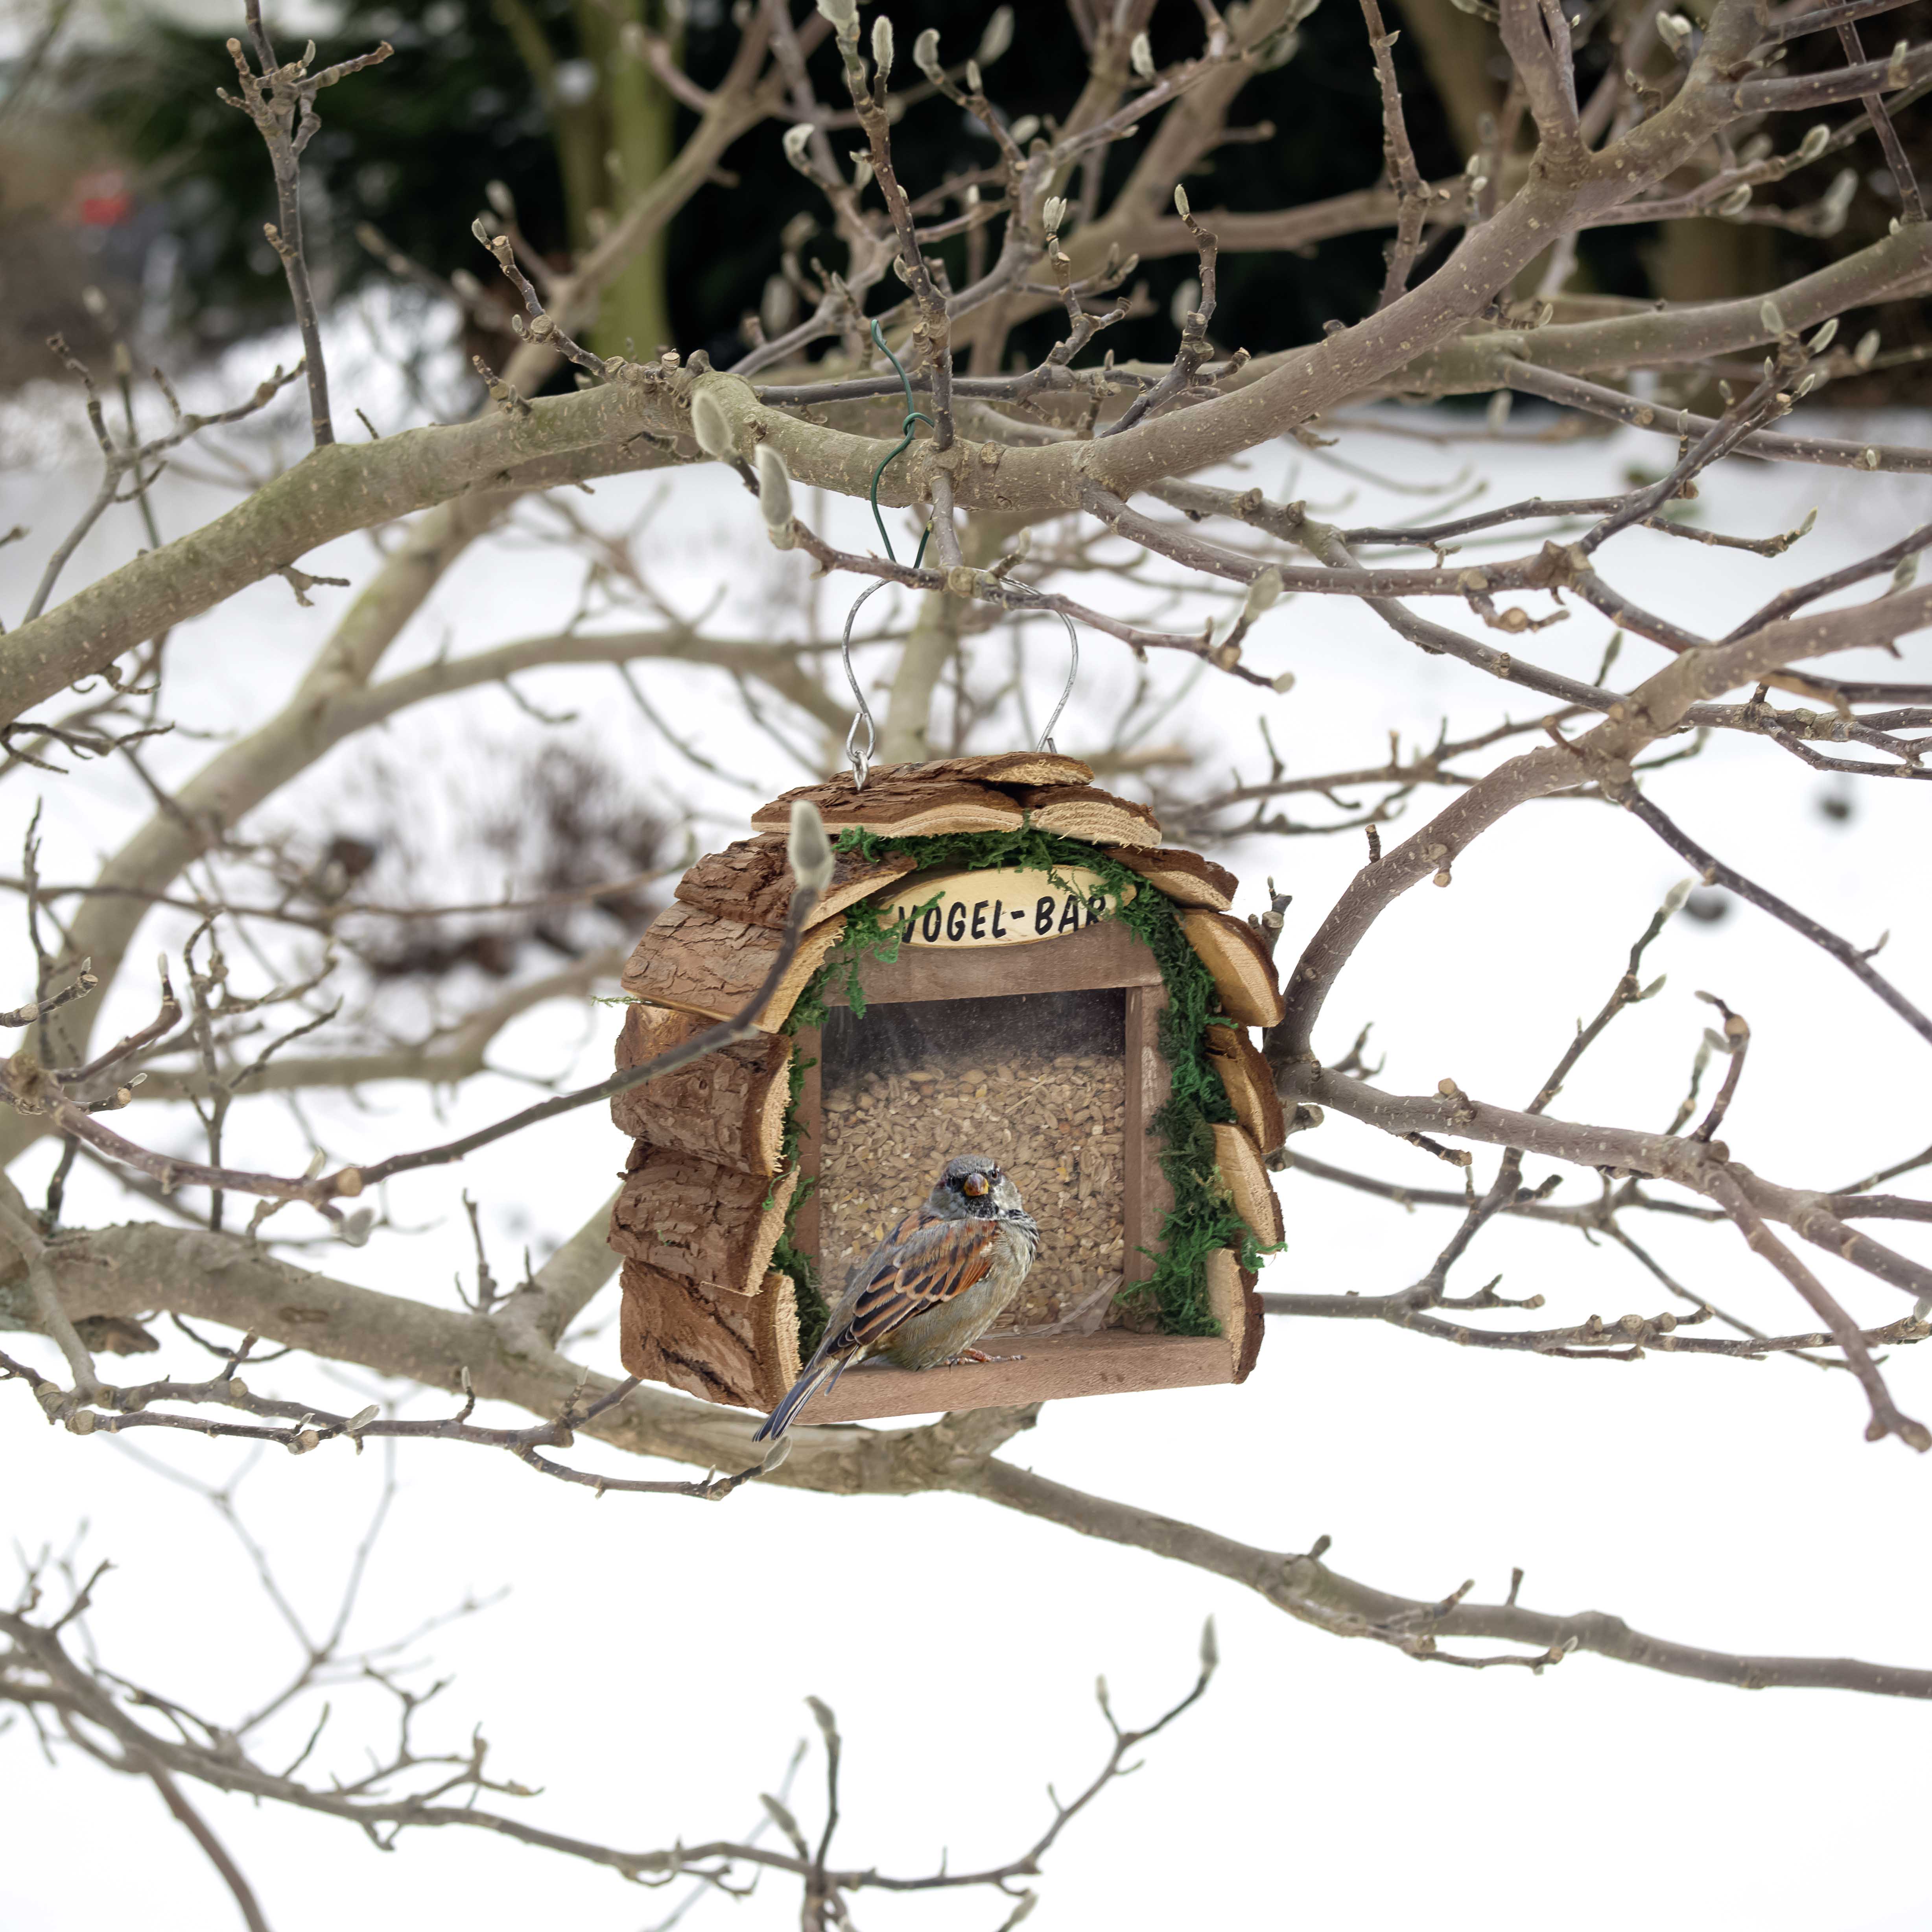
610, 1150, 799, 1294
611, 1002, 793, 1174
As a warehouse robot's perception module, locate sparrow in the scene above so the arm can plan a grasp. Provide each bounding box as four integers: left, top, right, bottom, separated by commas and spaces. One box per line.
753, 1154, 1040, 1440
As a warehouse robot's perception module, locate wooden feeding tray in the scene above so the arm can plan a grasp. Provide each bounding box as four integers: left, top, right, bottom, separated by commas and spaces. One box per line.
606, 754, 1285, 1426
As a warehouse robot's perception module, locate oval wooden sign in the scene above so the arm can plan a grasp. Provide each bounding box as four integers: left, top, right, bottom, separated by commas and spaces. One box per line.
879, 865, 1133, 948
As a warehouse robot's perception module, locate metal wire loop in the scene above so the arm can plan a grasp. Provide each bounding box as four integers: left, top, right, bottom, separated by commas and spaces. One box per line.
1004, 577, 1080, 755
841, 579, 892, 789
840, 576, 1079, 789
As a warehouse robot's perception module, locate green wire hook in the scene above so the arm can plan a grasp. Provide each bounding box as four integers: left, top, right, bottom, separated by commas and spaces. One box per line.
866, 316, 933, 570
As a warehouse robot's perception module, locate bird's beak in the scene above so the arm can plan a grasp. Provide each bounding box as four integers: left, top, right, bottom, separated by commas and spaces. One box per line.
962, 1173, 991, 1198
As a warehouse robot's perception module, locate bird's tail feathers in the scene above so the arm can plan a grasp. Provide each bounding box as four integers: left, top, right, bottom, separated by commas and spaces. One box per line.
752, 1353, 849, 1442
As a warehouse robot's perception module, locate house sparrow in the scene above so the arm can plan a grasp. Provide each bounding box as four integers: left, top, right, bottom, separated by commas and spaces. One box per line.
753, 1154, 1039, 1440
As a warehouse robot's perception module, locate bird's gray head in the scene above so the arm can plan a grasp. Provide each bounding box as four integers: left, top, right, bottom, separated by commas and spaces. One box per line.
931, 1154, 1026, 1221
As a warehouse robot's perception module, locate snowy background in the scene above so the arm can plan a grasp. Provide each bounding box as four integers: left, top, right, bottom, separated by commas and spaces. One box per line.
2, 299, 1930, 1931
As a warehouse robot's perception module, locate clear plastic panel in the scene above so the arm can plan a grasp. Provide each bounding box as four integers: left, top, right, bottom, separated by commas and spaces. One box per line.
819, 990, 1127, 1332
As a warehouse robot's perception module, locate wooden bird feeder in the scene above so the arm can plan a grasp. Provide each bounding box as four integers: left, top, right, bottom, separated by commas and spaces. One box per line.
607, 754, 1285, 1425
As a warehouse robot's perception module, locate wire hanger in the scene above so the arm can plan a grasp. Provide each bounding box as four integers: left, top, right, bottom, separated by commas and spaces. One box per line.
842, 321, 1079, 789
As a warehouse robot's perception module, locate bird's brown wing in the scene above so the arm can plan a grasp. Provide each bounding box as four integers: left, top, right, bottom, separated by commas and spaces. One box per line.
821, 1210, 1004, 1358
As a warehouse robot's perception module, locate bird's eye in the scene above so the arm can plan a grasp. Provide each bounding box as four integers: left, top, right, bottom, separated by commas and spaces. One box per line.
961, 1172, 991, 1198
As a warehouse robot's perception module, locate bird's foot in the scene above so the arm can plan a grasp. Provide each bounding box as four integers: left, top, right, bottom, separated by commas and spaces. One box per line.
950, 1348, 1025, 1365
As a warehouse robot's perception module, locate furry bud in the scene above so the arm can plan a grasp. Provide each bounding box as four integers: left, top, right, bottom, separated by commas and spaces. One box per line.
782, 123, 814, 173
1796, 123, 1831, 163
787, 801, 835, 896
1008, 114, 1039, 143
1241, 567, 1283, 623
1758, 297, 1785, 337
870, 15, 893, 80
1855, 328, 1880, 368
755, 445, 794, 541
1807, 317, 1838, 353
965, 56, 982, 93
914, 27, 942, 79
976, 7, 1012, 64
1041, 195, 1066, 234
1173, 183, 1191, 219
1716, 183, 1752, 216
1819, 168, 1857, 234
1130, 31, 1154, 78
814, 0, 856, 33
689, 387, 734, 459
1655, 11, 1692, 52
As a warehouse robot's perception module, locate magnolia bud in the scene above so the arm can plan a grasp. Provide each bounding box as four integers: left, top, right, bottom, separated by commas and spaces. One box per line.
1173, 183, 1191, 219
756, 445, 793, 535
1241, 567, 1283, 623
1716, 183, 1752, 216
689, 387, 734, 458
1042, 195, 1066, 234
760, 273, 797, 338
1807, 317, 1838, 353
814, 0, 856, 33
782, 123, 814, 172
870, 14, 893, 79
914, 27, 942, 79
976, 7, 1012, 64
1758, 297, 1785, 336
1661, 876, 1694, 916
1855, 328, 1880, 368
1008, 113, 1039, 143
965, 56, 982, 93
787, 801, 835, 895
1655, 11, 1692, 52
1796, 123, 1831, 162
1130, 31, 1154, 78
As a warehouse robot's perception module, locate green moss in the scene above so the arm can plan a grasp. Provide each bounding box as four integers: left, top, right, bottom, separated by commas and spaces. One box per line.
766, 826, 1273, 1342
774, 1006, 829, 1353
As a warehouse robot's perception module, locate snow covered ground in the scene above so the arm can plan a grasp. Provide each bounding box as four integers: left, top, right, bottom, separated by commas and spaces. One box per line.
2, 303, 1930, 1932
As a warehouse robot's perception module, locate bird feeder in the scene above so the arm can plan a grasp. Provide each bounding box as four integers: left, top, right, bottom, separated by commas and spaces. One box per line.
607, 754, 1285, 1425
